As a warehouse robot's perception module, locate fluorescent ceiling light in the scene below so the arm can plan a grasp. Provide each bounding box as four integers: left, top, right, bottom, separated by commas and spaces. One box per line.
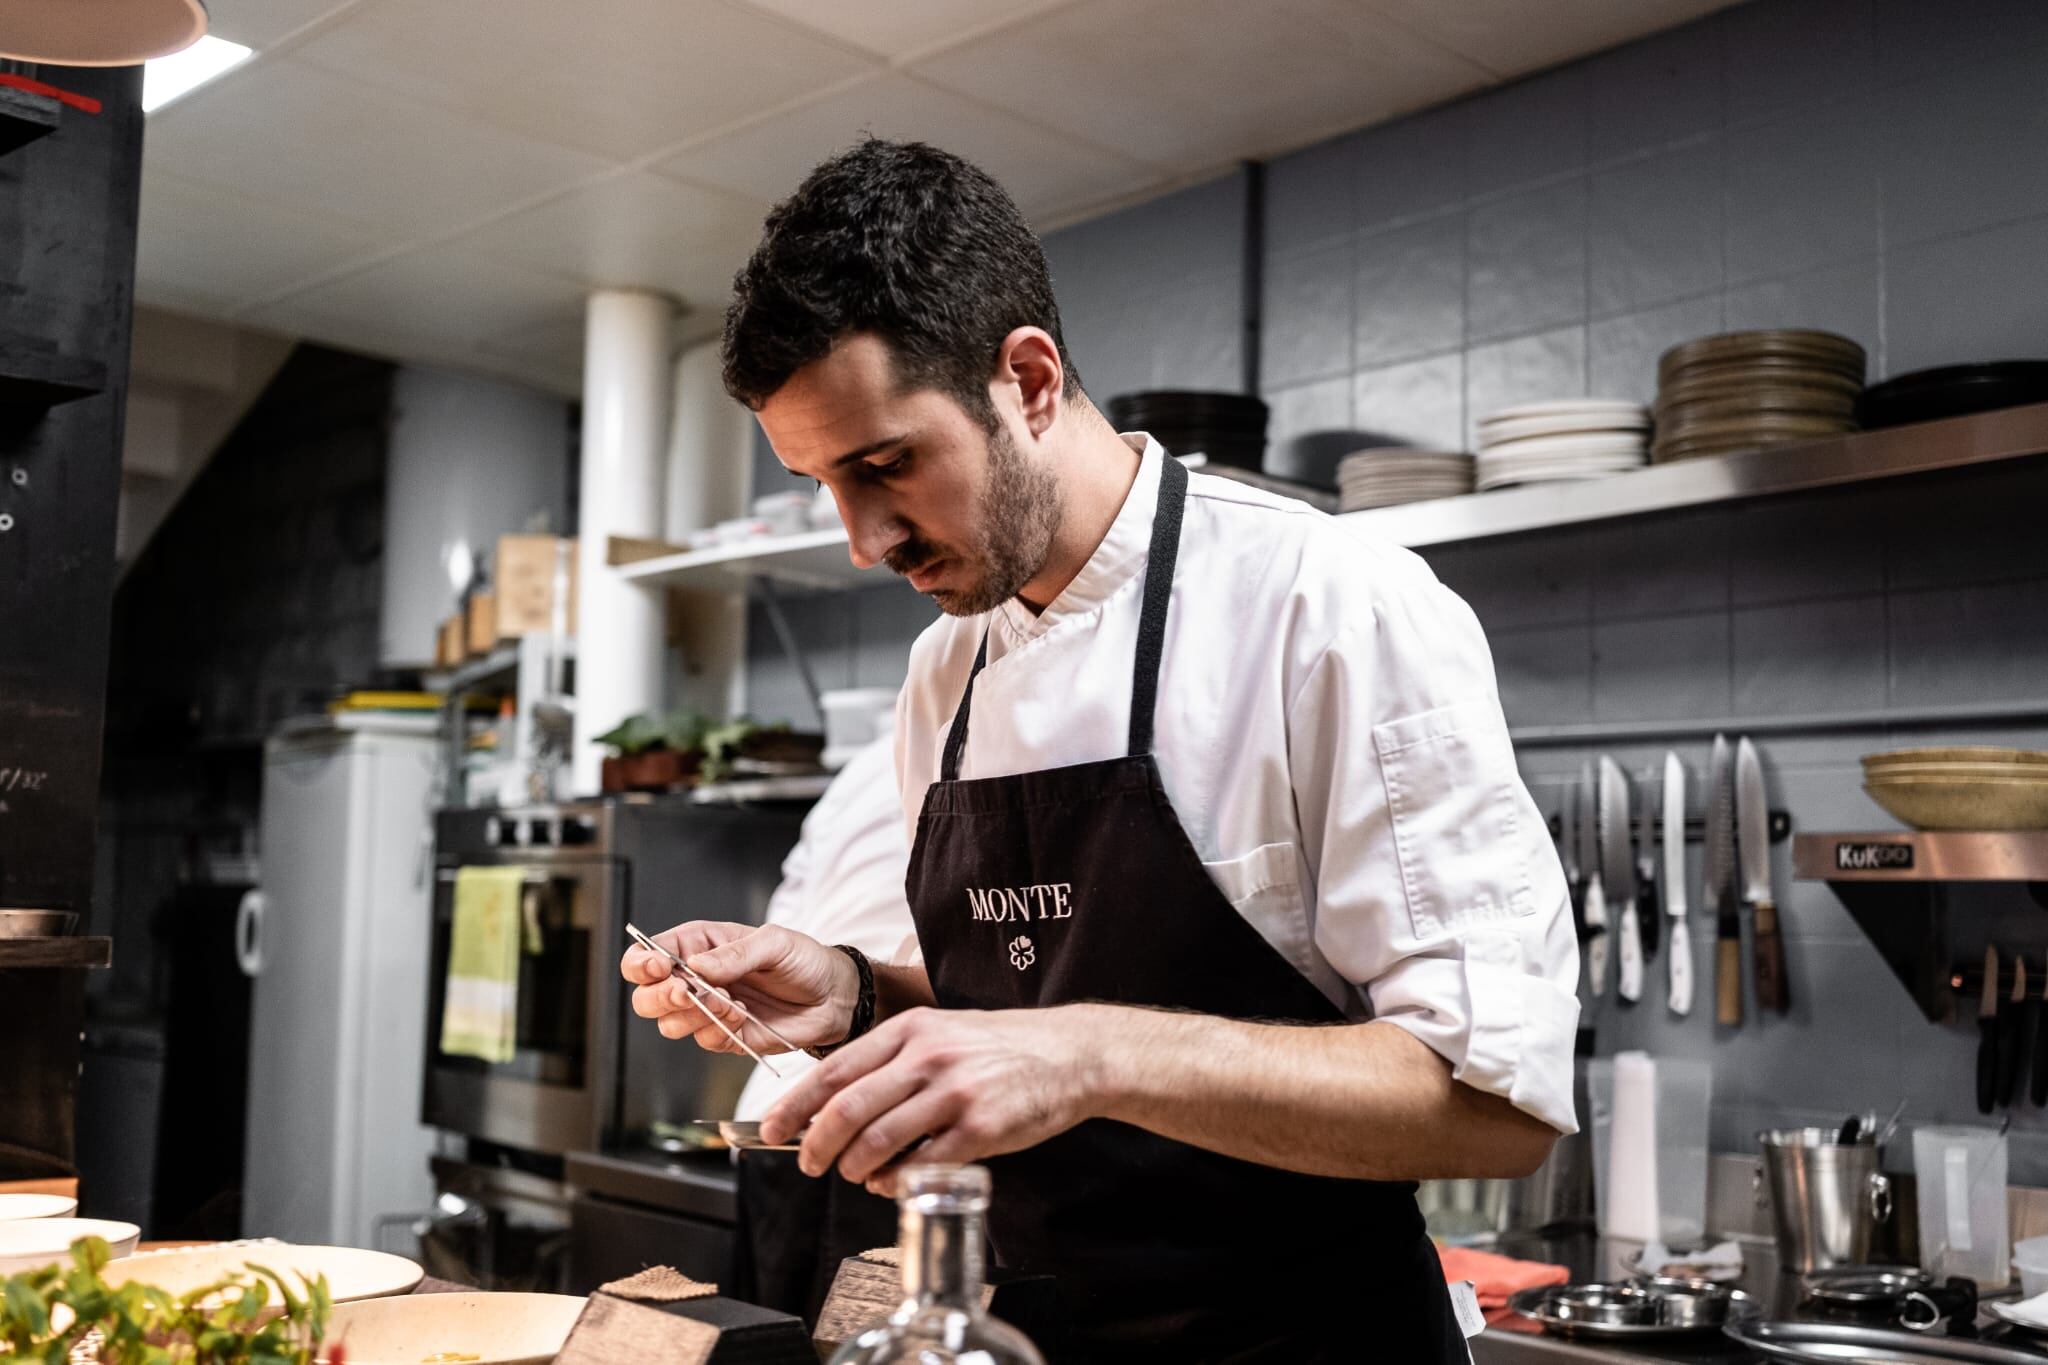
142, 34, 253, 114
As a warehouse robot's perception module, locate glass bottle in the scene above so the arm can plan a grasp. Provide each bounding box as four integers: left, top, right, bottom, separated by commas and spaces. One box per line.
828, 1164, 1045, 1365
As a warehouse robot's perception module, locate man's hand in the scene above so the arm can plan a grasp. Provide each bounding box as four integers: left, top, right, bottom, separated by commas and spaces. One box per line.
622, 921, 858, 1055
762, 1004, 1104, 1193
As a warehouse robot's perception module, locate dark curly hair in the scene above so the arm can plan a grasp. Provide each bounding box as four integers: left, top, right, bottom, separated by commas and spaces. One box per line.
721, 138, 1081, 426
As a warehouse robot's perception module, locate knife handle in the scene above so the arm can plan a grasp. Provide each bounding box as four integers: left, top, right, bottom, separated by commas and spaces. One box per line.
1716, 933, 1743, 1026
1979, 1015, 2000, 1115
1638, 866, 1660, 958
2002, 1000, 2030, 1109
1668, 926, 1694, 1016
1753, 899, 1788, 1015
1617, 901, 1644, 1004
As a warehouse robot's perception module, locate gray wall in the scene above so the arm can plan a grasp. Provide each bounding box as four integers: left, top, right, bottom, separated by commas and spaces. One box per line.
1257, 0, 2048, 1175
739, 0, 2048, 1173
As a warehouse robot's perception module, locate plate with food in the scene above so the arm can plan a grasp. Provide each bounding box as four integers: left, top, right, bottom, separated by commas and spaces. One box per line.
318, 1291, 588, 1365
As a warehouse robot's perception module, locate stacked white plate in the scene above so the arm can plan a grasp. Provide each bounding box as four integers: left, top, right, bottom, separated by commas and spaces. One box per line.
1474, 400, 1650, 491
1336, 448, 1475, 511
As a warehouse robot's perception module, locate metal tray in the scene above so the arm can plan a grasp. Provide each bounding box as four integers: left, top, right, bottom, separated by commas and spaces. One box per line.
1727, 1320, 2048, 1362
1508, 1284, 1759, 1340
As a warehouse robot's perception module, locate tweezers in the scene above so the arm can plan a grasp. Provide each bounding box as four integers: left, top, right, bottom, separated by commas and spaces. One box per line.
624, 922, 800, 1077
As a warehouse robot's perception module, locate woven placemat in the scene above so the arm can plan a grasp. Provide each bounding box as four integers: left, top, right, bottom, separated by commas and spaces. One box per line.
599, 1265, 718, 1302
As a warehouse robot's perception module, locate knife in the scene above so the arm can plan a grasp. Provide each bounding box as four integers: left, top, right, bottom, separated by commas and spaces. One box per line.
1664, 752, 1693, 1016
1636, 772, 1660, 962
2032, 950, 2048, 1107
1578, 761, 1607, 998
1977, 944, 2000, 1116
1737, 737, 1788, 1015
2003, 957, 2030, 1110
1601, 756, 1643, 1004
1705, 735, 1741, 1027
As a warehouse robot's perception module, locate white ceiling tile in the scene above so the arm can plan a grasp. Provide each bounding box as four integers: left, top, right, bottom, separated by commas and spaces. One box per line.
135, 167, 384, 308
734, 0, 1072, 59
453, 172, 766, 311
244, 247, 588, 353
202, 0, 359, 48
143, 57, 611, 238
657, 73, 1159, 224
911, 0, 1492, 169
286, 0, 879, 162
1371, 0, 1733, 78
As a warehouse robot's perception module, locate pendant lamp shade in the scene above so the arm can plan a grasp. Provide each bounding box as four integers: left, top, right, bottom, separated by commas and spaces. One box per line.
0, 0, 207, 66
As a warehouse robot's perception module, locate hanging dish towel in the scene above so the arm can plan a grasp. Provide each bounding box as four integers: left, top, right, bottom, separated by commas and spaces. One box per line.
441, 865, 526, 1063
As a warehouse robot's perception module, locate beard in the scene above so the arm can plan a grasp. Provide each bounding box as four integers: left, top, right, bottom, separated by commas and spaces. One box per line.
884, 424, 1062, 617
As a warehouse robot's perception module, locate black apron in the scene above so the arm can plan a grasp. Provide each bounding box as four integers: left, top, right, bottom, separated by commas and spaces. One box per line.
730, 1152, 897, 1327
904, 455, 1467, 1363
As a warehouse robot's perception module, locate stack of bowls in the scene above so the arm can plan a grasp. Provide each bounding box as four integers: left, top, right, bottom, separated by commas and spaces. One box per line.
1335, 448, 1474, 511
1474, 400, 1650, 491
1652, 330, 1865, 462
1862, 746, 2048, 831
1106, 391, 1269, 473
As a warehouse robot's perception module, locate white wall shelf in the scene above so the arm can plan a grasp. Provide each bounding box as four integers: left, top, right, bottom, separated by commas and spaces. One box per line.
609, 528, 871, 594
1339, 401, 2048, 548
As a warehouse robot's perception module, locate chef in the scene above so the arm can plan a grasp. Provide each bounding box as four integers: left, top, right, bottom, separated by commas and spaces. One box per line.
624, 138, 1578, 1363
726, 735, 911, 1324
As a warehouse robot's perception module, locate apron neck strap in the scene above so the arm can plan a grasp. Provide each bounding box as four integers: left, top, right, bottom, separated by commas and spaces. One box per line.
939, 450, 1189, 782
1126, 451, 1187, 759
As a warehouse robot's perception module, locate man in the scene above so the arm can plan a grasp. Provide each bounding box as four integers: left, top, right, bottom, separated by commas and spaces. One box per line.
726, 735, 912, 1324
625, 140, 1577, 1363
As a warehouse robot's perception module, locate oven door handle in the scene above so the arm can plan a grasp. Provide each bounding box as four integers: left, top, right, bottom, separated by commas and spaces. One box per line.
235, 889, 265, 977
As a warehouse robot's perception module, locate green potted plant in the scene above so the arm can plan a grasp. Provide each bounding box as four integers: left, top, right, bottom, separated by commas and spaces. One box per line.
594, 710, 709, 792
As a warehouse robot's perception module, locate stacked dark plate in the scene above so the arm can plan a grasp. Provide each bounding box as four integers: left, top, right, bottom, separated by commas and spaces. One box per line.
1107, 390, 1269, 473
1651, 330, 1864, 463
1859, 362, 2048, 429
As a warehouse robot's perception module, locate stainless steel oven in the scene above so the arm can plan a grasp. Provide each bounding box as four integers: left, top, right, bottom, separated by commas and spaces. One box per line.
423, 798, 810, 1160
424, 804, 622, 1157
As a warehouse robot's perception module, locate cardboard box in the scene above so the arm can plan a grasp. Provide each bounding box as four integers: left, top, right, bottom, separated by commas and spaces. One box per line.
465, 590, 496, 657
435, 614, 465, 669
495, 534, 577, 638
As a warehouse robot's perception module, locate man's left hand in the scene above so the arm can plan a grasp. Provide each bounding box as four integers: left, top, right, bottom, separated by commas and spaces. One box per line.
760, 1003, 1104, 1193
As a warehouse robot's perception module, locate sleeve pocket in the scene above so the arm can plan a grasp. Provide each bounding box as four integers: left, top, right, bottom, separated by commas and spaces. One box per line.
1373, 700, 1533, 941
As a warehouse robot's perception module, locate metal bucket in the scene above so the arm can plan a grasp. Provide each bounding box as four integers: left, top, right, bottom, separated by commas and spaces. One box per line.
1760, 1126, 1893, 1272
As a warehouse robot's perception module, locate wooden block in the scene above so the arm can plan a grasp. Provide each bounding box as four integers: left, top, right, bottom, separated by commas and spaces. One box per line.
495, 534, 577, 638
0, 1177, 77, 1199
559, 1288, 816, 1365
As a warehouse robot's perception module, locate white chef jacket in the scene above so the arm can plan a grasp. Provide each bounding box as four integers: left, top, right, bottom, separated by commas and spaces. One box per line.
733, 735, 915, 1121
894, 434, 1580, 1134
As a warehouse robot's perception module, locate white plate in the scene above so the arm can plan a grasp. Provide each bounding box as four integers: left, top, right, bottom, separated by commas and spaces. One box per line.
0, 1218, 140, 1273
320, 1292, 587, 1365
1476, 410, 1651, 444
0, 1194, 77, 1220
1477, 465, 1632, 492
1476, 430, 1649, 458
103, 1243, 424, 1306
1479, 398, 1650, 424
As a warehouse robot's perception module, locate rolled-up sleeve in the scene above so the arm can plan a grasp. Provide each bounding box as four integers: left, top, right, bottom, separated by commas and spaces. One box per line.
1286, 573, 1580, 1134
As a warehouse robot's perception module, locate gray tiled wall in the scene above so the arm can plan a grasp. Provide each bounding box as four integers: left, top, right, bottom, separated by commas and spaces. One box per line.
738, 0, 2048, 1176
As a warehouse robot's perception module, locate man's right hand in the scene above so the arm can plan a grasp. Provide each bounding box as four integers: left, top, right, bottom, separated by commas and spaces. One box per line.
623, 921, 859, 1056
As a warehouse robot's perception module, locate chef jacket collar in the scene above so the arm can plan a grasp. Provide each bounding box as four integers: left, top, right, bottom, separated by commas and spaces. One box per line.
998, 432, 1164, 641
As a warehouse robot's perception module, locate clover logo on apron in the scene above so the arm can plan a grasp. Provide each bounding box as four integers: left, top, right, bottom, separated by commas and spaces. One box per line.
1008, 936, 1036, 971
